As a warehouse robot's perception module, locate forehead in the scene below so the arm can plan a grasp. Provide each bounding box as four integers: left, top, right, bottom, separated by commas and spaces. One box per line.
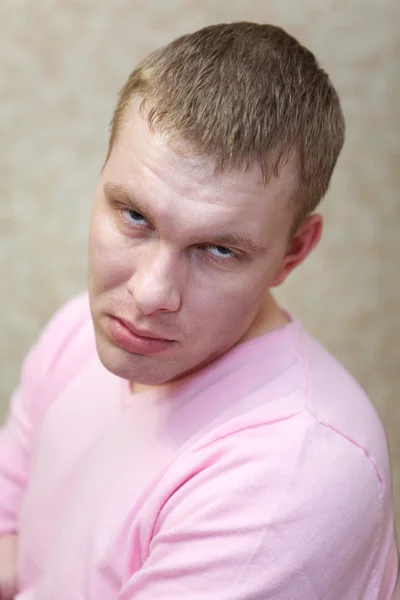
105, 104, 297, 231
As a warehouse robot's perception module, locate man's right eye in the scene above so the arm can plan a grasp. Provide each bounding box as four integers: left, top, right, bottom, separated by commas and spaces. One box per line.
122, 209, 148, 226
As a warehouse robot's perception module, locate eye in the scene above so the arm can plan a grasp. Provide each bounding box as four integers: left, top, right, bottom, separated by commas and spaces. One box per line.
123, 209, 148, 226
207, 245, 237, 260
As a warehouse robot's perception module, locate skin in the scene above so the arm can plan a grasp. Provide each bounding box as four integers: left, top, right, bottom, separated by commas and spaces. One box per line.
0, 103, 323, 596
88, 101, 322, 391
0, 534, 17, 600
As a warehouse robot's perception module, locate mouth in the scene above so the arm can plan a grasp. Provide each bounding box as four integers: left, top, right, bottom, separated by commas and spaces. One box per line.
117, 317, 174, 341
107, 316, 175, 356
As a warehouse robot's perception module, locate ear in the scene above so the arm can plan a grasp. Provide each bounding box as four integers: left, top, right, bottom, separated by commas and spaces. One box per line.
269, 214, 323, 287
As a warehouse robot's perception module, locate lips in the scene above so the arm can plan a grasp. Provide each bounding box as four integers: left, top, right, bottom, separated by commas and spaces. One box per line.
117, 317, 172, 341
107, 316, 175, 356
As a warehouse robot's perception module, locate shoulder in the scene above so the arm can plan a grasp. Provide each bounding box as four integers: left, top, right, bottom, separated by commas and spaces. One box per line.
191, 410, 384, 501
150, 412, 386, 596
292, 327, 391, 498
25, 292, 91, 371
22, 292, 94, 398
161, 410, 384, 532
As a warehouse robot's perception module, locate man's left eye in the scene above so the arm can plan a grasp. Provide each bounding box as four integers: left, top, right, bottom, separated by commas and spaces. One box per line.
208, 245, 236, 259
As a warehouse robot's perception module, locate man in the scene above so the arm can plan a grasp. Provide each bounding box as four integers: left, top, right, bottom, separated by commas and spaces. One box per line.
0, 21, 398, 600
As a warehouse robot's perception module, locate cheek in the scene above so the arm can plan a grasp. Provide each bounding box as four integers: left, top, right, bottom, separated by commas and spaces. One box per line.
89, 211, 133, 292
187, 270, 267, 332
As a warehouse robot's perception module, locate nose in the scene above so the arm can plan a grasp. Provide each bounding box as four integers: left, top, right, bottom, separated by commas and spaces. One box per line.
127, 244, 182, 316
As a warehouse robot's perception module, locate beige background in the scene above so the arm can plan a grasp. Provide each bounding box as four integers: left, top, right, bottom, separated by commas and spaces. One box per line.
0, 1, 399, 534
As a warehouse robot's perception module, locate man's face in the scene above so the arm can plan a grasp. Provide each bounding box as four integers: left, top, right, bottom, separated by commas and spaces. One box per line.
88, 104, 299, 385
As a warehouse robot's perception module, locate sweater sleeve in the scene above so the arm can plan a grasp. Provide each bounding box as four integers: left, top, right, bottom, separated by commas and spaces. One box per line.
118, 411, 387, 600
0, 293, 90, 537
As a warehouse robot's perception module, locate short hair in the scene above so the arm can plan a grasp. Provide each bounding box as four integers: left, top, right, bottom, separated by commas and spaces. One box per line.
106, 22, 345, 225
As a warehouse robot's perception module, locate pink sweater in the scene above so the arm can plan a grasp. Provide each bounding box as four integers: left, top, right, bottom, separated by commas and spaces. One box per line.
0, 294, 398, 599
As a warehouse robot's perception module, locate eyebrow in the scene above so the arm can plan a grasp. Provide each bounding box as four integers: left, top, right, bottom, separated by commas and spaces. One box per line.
104, 182, 153, 221
103, 182, 268, 254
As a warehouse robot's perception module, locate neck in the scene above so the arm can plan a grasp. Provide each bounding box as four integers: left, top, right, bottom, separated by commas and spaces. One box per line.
130, 292, 289, 395
238, 291, 290, 345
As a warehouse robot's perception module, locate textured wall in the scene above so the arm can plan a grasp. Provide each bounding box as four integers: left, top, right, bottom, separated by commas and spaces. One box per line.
1, 1, 399, 533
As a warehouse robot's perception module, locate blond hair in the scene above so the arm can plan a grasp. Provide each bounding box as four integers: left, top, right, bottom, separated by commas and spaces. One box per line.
107, 22, 345, 224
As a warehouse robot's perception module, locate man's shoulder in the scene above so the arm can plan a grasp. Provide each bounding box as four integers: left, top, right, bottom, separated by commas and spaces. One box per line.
191, 320, 391, 498
15, 292, 96, 426
294, 326, 390, 493
23, 292, 95, 388
168, 409, 385, 537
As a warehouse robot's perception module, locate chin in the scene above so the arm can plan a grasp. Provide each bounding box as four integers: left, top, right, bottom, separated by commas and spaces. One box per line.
94, 337, 176, 385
